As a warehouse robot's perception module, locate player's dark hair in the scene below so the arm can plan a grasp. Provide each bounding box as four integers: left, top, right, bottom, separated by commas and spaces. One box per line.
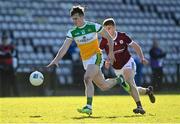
70, 5, 85, 16
103, 18, 115, 26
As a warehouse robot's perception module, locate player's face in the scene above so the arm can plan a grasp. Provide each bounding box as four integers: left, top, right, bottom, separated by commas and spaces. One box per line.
104, 25, 116, 36
71, 13, 84, 27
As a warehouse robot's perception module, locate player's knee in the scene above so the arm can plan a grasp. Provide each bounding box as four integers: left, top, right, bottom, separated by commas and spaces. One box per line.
124, 72, 134, 82
128, 82, 136, 91
84, 76, 92, 84
124, 79, 131, 86
99, 86, 108, 91
98, 84, 108, 91
124, 76, 133, 84
124, 78, 135, 88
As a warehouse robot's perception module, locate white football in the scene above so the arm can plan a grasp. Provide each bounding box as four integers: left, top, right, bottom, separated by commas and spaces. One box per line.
29, 71, 44, 86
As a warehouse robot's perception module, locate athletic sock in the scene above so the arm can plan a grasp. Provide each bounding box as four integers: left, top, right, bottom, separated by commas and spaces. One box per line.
136, 101, 142, 108
87, 97, 92, 108
145, 88, 150, 94
116, 76, 130, 93
115, 75, 123, 84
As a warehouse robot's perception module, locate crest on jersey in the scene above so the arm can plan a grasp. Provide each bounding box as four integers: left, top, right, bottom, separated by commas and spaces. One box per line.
119, 40, 123, 44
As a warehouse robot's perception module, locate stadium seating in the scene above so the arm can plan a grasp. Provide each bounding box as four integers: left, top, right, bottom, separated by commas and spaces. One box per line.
0, 0, 179, 84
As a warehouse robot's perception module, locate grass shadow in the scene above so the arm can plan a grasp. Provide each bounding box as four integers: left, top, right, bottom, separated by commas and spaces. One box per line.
123, 115, 143, 118
72, 113, 155, 120
72, 116, 102, 120
123, 113, 156, 118
105, 116, 122, 119
105, 115, 143, 119
29, 115, 42, 118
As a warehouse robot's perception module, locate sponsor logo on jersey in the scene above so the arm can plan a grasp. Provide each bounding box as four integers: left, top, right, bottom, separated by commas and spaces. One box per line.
88, 29, 92, 32
75, 32, 80, 36
79, 36, 93, 43
114, 48, 125, 54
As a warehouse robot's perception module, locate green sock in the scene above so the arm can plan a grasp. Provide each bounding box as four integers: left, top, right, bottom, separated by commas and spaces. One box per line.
87, 97, 93, 106
116, 77, 120, 84
121, 81, 130, 93
116, 75, 130, 93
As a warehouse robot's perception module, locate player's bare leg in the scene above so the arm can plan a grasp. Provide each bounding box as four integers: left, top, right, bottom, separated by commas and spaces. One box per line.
77, 64, 99, 115
137, 87, 147, 94
92, 69, 122, 91
137, 86, 155, 103
77, 64, 124, 115
123, 68, 145, 115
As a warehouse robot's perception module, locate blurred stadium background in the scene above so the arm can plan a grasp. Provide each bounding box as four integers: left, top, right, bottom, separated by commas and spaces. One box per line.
0, 0, 179, 96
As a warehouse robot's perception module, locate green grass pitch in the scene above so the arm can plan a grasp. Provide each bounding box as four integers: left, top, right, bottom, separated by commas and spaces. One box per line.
0, 95, 180, 123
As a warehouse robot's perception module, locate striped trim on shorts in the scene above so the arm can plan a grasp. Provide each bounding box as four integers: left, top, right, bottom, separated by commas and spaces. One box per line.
95, 53, 102, 66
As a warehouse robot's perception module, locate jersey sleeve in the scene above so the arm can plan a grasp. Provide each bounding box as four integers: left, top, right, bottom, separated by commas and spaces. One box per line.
123, 33, 133, 45
66, 30, 73, 39
95, 23, 103, 33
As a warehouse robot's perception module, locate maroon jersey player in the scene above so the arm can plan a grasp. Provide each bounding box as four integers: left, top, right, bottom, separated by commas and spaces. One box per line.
101, 32, 132, 69
100, 18, 155, 114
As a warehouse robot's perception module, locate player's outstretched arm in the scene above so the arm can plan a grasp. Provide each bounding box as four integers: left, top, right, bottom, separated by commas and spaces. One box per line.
100, 28, 115, 64
47, 38, 73, 68
130, 41, 149, 65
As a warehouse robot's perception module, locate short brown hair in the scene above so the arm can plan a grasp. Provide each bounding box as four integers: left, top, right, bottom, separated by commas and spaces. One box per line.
103, 18, 115, 26
70, 5, 84, 16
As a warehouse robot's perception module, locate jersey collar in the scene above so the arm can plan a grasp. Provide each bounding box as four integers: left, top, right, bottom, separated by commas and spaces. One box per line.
77, 21, 87, 29
113, 31, 118, 41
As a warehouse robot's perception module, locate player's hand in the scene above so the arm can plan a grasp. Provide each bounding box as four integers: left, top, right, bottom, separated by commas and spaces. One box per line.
108, 52, 116, 64
105, 59, 110, 69
46, 60, 59, 68
141, 58, 149, 65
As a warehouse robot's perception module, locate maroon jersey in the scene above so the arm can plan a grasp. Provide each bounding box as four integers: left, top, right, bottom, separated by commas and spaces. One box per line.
0, 45, 14, 65
100, 32, 132, 69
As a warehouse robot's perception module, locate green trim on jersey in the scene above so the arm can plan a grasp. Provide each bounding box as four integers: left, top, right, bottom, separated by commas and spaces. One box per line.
67, 21, 102, 38
71, 23, 97, 38
95, 53, 102, 66
97, 26, 103, 33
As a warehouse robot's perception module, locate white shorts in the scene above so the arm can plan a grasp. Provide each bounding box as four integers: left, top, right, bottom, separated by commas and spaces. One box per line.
82, 53, 104, 70
114, 57, 136, 77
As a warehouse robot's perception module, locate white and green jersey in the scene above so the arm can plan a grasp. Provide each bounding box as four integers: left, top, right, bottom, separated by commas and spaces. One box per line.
66, 21, 103, 60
